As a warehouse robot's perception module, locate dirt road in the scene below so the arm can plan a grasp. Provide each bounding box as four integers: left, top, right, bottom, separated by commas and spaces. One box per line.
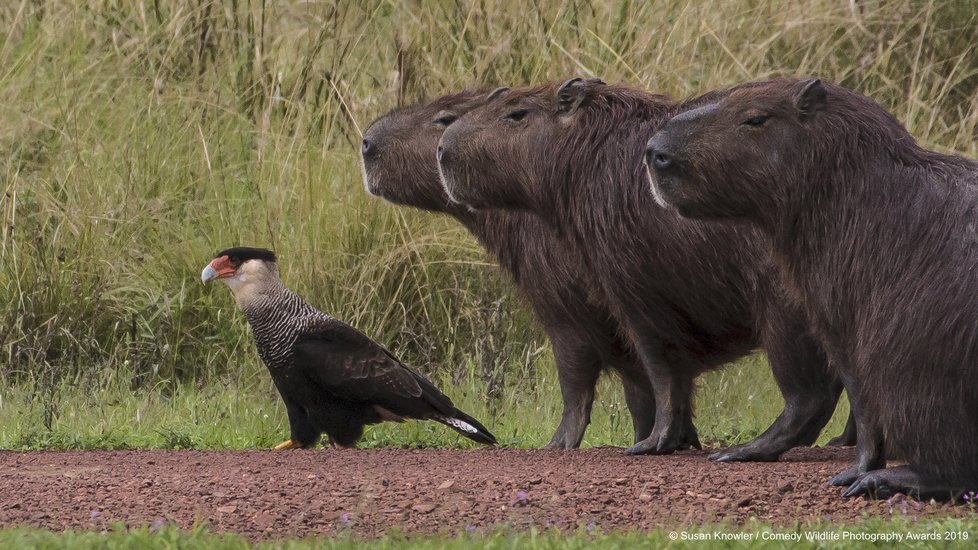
0, 447, 970, 538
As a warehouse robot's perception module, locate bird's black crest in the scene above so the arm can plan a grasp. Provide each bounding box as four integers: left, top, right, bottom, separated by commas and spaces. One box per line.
214, 247, 277, 263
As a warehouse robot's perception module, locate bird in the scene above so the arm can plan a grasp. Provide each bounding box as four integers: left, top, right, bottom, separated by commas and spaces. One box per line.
201, 246, 497, 449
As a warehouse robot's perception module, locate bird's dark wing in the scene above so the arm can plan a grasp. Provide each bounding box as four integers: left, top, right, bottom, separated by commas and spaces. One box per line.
292, 317, 456, 419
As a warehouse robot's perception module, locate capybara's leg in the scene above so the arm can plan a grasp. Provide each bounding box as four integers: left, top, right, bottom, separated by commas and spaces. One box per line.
545, 337, 602, 450
679, 406, 702, 450
711, 321, 842, 462
626, 342, 698, 455
617, 364, 656, 444
828, 432, 884, 486
827, 410, 857, 447
843, 466, 963, 501
828, 372, 885, 486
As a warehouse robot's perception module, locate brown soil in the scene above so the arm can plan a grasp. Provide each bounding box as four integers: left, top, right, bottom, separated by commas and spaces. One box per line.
0, 447, 972, 539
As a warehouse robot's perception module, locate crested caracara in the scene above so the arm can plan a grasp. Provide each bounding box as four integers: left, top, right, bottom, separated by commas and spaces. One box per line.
202, 246, 497, 449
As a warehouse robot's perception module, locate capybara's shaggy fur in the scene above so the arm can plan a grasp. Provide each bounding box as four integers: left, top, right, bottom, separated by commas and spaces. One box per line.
647, 77, 978, 500
361, 91, 658, 449
437, 79, 847, 459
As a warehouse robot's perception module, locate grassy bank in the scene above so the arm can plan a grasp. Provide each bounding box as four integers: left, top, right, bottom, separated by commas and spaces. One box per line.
0, 0, 971, 450
0, 350, 851, 450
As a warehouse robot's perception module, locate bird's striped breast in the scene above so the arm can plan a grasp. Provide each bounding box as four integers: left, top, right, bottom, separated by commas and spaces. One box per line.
242, 286, 332, 374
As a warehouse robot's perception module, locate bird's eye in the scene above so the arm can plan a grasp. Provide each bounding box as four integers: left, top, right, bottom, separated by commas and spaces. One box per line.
742, 115, 770, 127
434, 114, 457, 126
229, 256, 240, 264
505, 109, 529, 122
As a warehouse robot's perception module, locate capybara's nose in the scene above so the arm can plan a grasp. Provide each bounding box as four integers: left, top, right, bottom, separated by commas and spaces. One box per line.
361, 138, 376, 159
436, 145, 446, 162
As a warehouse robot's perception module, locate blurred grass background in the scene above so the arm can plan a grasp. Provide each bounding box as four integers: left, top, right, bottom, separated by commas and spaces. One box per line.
1, 0, 975, 450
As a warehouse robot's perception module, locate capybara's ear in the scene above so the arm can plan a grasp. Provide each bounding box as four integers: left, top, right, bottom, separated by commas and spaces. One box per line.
487, 87, 509, 101
556, 77, 605, 114
795, 79, 827, 120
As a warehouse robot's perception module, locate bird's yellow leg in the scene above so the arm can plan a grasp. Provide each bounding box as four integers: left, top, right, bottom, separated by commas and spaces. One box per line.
273, 439, 301, 450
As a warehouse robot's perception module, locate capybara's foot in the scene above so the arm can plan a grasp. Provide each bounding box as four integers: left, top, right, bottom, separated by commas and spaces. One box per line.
626, 436, 667, 455
626, 426, 700, 455
709, 443, 781, 463
544, 429, 582, 450
830, 436, 886, 486
829, 462, 886, 487
843, 466, 963, 501
843, 469, 904, 499
828, 464, 869, 487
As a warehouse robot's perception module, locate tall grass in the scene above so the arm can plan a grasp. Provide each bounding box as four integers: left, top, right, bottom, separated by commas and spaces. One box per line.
0, 0, 974, 448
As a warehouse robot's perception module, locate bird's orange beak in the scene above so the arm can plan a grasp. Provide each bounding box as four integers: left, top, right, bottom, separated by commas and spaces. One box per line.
201, 255, 237, 283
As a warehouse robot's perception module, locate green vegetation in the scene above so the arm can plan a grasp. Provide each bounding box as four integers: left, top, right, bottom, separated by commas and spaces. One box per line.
3, 517, 978, 549
0, 518, 978, 550
0, 352, 850, 450
0, 0, 972, 452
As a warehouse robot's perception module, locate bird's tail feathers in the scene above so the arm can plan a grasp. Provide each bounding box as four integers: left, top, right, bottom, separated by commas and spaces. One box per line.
437, 410, 497, 446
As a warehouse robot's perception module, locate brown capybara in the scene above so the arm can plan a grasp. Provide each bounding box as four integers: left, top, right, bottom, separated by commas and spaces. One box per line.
646, 77, 978, 501
437, 79, 849, 460
360, 90, 660, 449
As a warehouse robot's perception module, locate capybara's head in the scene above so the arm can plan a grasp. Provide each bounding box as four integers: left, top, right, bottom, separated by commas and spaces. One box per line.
361, 89, 504, 210
439, 77, 658, 212
436, 82, 555, 210
646, 78, 834, 221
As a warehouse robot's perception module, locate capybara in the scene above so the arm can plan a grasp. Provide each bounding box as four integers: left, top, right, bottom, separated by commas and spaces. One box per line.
361, 90, 659, 449
438, 78, 848, 460
646, 77, 978, 500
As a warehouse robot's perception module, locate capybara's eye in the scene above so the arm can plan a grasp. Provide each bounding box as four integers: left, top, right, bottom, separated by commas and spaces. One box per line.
505, 109, 529, 122
434, 114, 457, 126
741, 115, 770, 127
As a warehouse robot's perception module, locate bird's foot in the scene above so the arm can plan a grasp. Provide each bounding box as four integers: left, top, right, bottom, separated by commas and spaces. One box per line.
273, 439, 301, 450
